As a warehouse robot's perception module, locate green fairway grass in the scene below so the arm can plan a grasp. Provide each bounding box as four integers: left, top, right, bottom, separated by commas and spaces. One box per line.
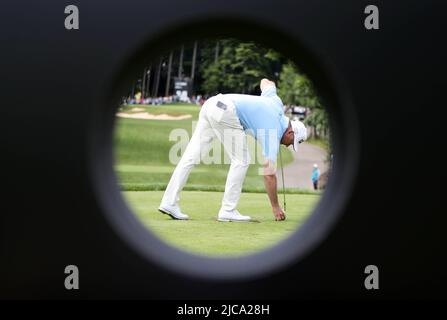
114, 103, 294, 190
122, 191, 319, 257
115, 104, 317, 256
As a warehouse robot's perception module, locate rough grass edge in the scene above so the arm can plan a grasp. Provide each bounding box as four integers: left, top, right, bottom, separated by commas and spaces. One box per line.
119, 183, 322, 195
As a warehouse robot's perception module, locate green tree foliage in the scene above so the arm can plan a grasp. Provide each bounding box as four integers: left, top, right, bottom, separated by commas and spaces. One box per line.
200, 41, 329, 142
201, 39, 281, 95
278, 62, 328, 139
277, 62, 320, 108
305, 108, 329, 137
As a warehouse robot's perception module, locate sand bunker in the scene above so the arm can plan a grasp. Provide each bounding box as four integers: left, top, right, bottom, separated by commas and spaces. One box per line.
130, 107, 145, 112
116, 112, 192, 120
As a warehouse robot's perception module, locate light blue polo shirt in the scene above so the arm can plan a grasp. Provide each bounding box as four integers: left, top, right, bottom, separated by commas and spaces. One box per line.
224, 86, 289, 163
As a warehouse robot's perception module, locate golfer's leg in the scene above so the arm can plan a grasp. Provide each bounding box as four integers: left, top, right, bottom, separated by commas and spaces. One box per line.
217, 128, 250, 211
161, 118, 213, 206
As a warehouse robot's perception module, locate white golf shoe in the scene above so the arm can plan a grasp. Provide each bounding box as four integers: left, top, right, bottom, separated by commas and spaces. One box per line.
218, 209, 251, 222
158, 204, 189, 220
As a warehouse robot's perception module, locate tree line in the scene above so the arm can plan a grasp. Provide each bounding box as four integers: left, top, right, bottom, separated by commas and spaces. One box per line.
129, 39, 329, 139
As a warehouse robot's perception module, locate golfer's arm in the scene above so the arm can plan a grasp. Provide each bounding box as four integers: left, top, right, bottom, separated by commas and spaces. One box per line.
264, 174, 280, 208
263, 162, 280, 209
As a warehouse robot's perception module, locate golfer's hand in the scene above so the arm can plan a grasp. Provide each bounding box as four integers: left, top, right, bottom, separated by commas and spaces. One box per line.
272, 206, 286, 221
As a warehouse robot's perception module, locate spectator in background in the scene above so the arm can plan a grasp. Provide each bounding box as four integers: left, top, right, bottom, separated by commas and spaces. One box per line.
195, 95, 202, 105
134, 92, 141, 104
312, 163, 319, 190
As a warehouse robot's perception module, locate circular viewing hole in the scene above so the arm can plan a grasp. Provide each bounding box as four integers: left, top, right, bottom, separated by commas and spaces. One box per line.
94, 20, 358, 280
115, 37, 331, 255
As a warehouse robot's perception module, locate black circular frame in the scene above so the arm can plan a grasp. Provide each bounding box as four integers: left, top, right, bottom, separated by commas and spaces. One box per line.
89, 17, 360, 280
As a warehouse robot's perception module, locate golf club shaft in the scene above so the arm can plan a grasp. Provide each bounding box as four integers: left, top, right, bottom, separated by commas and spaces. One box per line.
279, 147, 286, 212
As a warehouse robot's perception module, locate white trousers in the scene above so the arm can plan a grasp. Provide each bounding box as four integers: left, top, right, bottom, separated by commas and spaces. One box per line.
161, 94, 250, 211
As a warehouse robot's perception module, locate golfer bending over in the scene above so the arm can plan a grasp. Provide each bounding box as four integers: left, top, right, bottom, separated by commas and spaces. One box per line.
159, 79, 307, 221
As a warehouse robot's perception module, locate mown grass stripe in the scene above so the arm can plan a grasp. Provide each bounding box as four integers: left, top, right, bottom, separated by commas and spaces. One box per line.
119, 183, 321, 195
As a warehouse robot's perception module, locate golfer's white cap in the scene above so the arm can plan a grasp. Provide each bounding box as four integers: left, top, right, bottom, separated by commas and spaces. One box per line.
313, 163, 318, 168
291, 119, 307, 152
